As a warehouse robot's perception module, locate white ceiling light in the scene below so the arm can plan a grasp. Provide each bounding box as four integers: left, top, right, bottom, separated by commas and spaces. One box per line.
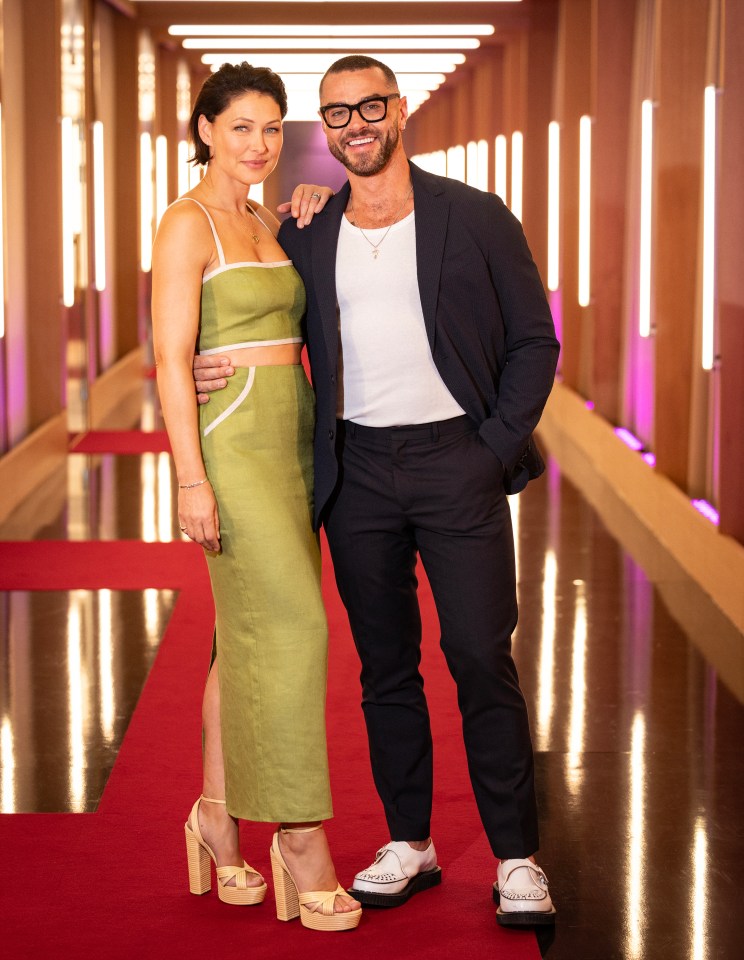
184, 37, 480, 51
169, 24, 496, 37
201, 53, 466, 72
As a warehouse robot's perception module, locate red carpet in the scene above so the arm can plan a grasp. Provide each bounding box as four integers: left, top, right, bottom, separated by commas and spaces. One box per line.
70, 430, 172, 453
0, 535, 540, 960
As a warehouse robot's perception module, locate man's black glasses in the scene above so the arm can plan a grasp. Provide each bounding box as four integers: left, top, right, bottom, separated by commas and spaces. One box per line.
320, 94, 400, 129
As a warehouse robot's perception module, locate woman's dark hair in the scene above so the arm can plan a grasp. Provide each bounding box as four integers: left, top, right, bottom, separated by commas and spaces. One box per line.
188, 61, 288, 166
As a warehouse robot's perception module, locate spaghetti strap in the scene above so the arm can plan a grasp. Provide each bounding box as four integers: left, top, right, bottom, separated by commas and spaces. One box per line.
175, 197, 226, 266
248, 203, 272, 232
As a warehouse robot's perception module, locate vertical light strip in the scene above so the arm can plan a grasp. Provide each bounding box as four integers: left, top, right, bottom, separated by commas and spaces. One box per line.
178, 139, 190, 196
157, 451, 173, 541
701, 85, 718, 370
536, 549, 557, 750
61, 117, 77, 306
691, 815, 708, 960
494, 134, 507, 202
144, 588, 160, 646
0, 103, 5, 337
98, 589, 115, 742
140, 132, 154, 272
92, 121, 106, 292
508, 492, 520, 581
466, 140, 478, 187
155, 134, 168, 226
547, 120, 560, 291
189, 163, 203, 190
510, 131, 523, 222
567, 581, 587, 789
476, 139, 488, 192
67, 592, 87, 810
639, 99, 654, 337
141, 451, 156, 542
627, 711, 646, 958
446, 144, 465, 184
1, 715, 15, 812
578, 115, 592, 307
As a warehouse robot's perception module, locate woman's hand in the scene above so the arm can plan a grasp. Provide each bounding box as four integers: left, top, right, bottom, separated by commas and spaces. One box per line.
178, 482, 221, 553
276, 184, 334, 228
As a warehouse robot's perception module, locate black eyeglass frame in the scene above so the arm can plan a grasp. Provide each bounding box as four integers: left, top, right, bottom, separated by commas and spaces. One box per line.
319, 94, 401, 129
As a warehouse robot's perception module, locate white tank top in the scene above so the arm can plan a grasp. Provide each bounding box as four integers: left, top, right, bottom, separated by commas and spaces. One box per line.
335, 210, 465, 426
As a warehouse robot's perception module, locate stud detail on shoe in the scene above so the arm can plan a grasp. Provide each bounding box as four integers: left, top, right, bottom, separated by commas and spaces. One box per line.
494, 858, 556, 927
500, 885, 549, 901
349, 840, 443, 908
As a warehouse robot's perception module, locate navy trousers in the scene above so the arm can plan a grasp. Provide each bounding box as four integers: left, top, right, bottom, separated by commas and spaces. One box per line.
324, 415, 539, 858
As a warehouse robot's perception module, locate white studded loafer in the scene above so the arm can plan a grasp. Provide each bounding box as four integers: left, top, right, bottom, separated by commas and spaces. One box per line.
493, 858, 556, 926
348, 840, 442, 907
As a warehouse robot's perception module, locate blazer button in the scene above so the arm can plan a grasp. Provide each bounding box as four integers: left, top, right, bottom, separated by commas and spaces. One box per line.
328, 429, 335, 440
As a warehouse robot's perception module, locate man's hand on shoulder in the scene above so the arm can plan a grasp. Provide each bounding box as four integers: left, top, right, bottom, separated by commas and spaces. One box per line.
193, 355, 233, 405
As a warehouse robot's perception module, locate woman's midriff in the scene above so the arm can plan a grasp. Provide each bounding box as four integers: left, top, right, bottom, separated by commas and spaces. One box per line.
227, 344, 302, 367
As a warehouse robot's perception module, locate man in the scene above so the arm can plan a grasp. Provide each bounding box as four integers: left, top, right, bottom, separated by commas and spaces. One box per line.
195, 55, 559, 927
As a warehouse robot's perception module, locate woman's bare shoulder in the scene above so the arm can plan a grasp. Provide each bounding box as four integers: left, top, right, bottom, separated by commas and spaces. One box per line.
154, 196, 214, 259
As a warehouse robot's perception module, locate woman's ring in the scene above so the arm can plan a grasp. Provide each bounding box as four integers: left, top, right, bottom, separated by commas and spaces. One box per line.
310, 192, 321, 200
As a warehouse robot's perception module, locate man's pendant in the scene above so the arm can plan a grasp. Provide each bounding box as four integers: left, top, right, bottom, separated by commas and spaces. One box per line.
252, 234, 260, 243
372, 248, 380, 259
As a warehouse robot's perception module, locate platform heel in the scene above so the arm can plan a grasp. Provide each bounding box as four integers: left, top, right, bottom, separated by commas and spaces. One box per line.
184, 796, 267, 905
269, 826, 362, 931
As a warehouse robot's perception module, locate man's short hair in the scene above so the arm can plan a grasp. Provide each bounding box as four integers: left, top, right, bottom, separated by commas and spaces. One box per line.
320, 55, 399, 99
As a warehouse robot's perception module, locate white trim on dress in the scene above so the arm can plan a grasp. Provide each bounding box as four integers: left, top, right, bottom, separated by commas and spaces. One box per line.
203, 367, 257, 437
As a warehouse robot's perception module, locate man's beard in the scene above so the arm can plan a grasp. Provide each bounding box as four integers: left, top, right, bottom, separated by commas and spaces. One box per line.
327, 124, 400, 177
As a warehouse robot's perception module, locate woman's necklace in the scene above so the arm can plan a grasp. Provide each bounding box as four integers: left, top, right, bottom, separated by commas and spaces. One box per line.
245, 202, 260, 243
348, 183, 413, 259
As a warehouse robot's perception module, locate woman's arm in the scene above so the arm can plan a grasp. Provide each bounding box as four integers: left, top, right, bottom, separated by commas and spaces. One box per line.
151, 204, 221, 552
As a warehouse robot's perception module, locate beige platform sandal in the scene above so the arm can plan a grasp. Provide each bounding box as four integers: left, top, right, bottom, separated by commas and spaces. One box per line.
269, 825, 362, 931
184, 796, 267, 905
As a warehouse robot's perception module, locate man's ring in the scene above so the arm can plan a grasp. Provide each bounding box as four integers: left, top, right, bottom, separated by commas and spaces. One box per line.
310, 192, 321, 200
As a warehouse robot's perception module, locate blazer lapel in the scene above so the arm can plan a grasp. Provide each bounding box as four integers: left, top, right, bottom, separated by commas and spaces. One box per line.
310, 182, 349, 361
411, 164, 449, 351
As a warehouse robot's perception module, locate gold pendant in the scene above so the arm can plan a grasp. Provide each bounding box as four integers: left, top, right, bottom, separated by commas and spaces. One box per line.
252, 234, 260, 243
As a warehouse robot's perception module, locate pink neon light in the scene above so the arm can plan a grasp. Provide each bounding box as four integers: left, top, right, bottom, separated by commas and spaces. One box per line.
692, 499, 720, 525
614, 427, 644, 451
642, 452, 656, 467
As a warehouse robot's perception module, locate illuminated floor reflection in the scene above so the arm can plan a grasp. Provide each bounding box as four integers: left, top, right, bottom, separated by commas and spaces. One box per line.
512, 460, 743, 960
0, 588, 175, 812
0, 377, 742, 959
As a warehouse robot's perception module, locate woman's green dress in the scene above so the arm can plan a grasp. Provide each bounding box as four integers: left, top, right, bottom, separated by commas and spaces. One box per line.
181, 198, 331, 822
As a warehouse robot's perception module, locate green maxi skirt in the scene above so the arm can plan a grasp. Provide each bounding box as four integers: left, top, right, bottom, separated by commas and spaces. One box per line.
199, 363, 332, 822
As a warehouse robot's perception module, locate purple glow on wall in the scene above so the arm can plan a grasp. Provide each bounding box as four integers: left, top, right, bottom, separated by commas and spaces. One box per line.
692, 499, 720, 525
623, 298, 655, 449
549, 289, 562, 371
614, 426, 644, 451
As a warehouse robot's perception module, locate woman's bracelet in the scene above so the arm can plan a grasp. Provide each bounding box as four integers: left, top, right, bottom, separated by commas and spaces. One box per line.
179, 477, 209, 489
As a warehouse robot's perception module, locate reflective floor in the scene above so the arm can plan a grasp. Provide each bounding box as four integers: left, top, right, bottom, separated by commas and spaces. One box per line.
1, 379, 742, 959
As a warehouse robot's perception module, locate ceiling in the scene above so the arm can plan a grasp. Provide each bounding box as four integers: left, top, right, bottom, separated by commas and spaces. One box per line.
131, 1, 532, 120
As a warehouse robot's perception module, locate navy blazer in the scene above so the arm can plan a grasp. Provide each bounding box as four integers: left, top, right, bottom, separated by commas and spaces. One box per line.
278, 162, 560, 528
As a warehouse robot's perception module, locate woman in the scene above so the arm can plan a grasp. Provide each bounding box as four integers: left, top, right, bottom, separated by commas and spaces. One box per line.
151, 62, 361, 932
